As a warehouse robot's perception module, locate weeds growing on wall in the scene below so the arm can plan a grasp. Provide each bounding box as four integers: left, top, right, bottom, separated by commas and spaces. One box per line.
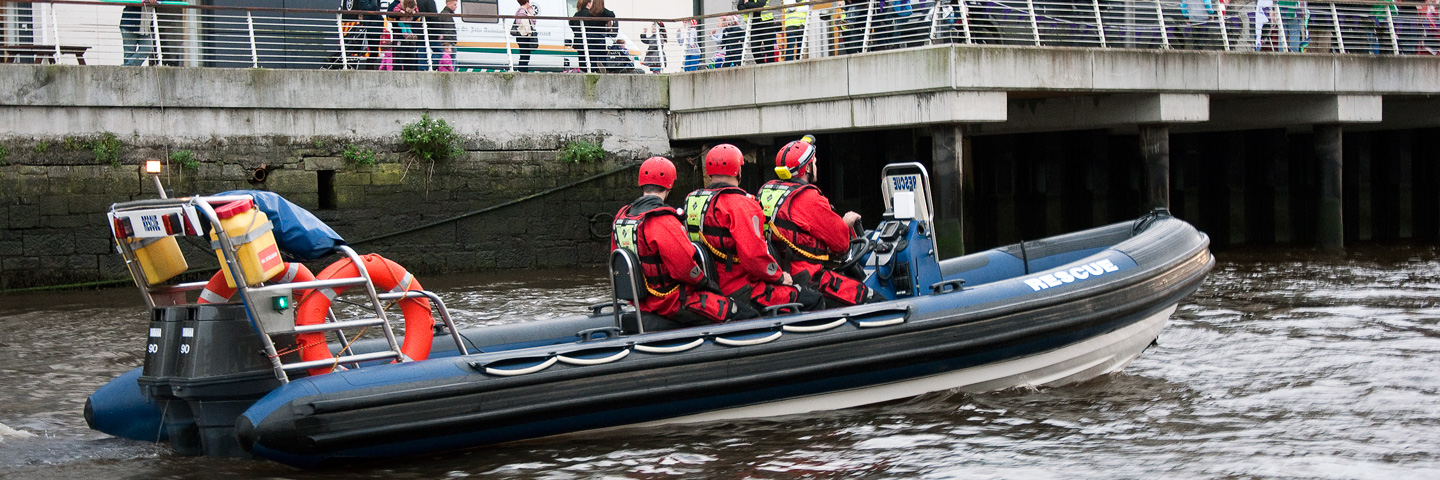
170, 150, 199, 170
401, 114, 464, 164
343, 144, 377, 166
0, 144, 8, 165
558, 139, 606, 164
33, 142, 49, 155
90, 133, 123, 168
400, 114, 464, 195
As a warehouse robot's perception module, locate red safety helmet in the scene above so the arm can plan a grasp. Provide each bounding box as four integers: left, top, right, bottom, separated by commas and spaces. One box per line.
638, 156, 676, 190
774, 135, 817, 180
705, 144, 744, 177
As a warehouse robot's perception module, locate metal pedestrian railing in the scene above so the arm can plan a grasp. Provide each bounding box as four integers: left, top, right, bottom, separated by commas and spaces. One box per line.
2, 0, 1436, 72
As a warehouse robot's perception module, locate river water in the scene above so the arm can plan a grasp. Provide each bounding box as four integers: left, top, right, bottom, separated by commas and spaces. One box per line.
1, 245, 1438, 479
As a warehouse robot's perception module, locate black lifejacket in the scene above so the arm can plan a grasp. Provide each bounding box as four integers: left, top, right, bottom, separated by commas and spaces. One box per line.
683, 185, 749, 266
612, 203, 684, 297
758, 179, 830, 262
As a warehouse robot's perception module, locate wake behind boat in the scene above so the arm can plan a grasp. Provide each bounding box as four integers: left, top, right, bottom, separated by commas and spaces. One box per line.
86, 162, 1212, 466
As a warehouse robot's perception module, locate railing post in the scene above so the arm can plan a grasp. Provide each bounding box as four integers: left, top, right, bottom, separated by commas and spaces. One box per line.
1154, 0, 1169, 49
50, 6, 62, 59
247, 11, 258, 68
1093, 0, 1106, 48
742, 15, 753, 63
929, 1, 941, 42
1026, 0, 1041, 46
1332, 3, 1344, 54
422, 15, 433, 70
336, 14, 349, 69
153, 7, 165, 65
1277, 5, 1288, 51
1219, 2, 1231, 51
802, 10, 812, 59
960, 0, 972, 44
862, 0, 874, 52
1386, 7, 1399, 54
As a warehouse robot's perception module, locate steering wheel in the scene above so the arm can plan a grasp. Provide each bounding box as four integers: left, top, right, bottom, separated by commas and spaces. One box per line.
835, 236, 874, 275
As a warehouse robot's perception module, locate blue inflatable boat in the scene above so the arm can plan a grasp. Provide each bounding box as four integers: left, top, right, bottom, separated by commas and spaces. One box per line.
87, 163, 1213, 467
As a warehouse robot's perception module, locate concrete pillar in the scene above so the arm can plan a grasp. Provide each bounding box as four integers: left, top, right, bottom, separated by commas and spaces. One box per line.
1140, 124, 1171, 211
1315, 124, 1344, 250
931, 124, 965, 258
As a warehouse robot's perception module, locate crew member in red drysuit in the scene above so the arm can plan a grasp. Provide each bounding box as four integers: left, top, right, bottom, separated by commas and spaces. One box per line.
612, 157, 758, 325
759, 137, 878, 307
683, 144, 823, 313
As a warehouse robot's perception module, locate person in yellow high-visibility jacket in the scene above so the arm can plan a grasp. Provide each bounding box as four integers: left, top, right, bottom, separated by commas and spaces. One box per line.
782, 0, 808, 61
739, 0, 781, 63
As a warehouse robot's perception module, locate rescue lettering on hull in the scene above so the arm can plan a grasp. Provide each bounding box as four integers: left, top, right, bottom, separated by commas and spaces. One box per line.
1023, 259, 1121, 291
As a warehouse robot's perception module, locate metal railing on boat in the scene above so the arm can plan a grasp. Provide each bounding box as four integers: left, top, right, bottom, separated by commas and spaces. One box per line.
108, 195, 467, 383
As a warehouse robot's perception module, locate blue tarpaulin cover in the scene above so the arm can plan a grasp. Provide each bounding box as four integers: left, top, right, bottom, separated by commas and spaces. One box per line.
217, 190, 345, 260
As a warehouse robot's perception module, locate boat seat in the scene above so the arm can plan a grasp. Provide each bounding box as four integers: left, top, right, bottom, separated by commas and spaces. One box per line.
608, 248, 647, 334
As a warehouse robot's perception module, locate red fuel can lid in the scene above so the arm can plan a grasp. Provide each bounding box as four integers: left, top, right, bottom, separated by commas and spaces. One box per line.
213, 199, 255, 220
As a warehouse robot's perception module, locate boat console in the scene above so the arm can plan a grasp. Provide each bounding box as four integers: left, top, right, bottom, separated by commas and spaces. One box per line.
863, 163, 945, 301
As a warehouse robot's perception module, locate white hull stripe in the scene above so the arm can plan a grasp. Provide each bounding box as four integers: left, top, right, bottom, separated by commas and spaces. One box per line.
631, 304, 1176, 428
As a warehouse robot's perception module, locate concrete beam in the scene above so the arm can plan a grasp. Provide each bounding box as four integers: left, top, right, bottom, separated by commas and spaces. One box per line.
971, 93, 1209, 136
1208, 94, 1382, 130
671, 90, 1006, 140
0, 66, 670, 110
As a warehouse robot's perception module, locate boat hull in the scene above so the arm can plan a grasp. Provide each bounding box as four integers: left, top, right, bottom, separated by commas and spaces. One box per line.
237, 217, 1211, 466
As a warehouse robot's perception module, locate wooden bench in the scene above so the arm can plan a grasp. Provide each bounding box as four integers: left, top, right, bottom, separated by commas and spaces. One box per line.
1, 44, 91, 65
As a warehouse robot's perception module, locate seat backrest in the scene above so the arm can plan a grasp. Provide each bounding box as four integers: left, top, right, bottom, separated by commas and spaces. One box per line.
609, 248, 644, 302
609, 248, 645, 334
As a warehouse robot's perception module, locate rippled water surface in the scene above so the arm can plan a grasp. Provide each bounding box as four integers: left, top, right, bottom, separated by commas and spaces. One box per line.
2, 246, 1439, 479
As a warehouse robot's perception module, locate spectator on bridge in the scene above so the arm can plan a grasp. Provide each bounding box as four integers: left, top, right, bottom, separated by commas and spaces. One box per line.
711, 15, 744, 68
782, 0, 808, 61
513, 0, 538, 72
1367, 0, 1398, 54
680, 19, 703, 71
436, 0, 458, 71
840, 0, 869, 54
641, 22, 667, 72
740, 0, 782, 63
1422, 0, 1440, 55
414, 0, 441, 69
391, 0, 423, 70
569, 0, 592, 71
119, 0, 159, 66
1278, 1, 1306, 52
1178, 0, 1215, 50
579, 0, 617, 73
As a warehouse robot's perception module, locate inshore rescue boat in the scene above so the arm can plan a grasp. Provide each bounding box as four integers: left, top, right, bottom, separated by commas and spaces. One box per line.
86, 163, 1213, 467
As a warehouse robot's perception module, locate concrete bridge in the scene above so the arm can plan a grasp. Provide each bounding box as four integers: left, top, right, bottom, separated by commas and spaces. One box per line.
671, 44, 1439, 253
2, 44, 1439, 288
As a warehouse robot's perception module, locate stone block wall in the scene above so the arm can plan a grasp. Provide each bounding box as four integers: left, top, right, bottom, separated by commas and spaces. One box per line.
0, 65, 674, 290
0, 133, 649, 290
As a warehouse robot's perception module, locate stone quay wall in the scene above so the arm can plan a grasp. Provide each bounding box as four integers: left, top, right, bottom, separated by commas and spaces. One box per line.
0, 65, 673, 290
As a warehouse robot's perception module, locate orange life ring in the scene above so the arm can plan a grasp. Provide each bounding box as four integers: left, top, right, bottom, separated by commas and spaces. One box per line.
294, 254, 434, 376
197, 262, 316, 304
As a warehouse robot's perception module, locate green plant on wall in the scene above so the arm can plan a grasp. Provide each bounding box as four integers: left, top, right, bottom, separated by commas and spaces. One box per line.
400, 114, 464, 163
170, 150, 200, 170
63, 136, 82, 151
557, 139, 606, 164
0, 144, 9, 165
33, 141, 49, 155
343, 144, 377, 166
90, 133, 123, 168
